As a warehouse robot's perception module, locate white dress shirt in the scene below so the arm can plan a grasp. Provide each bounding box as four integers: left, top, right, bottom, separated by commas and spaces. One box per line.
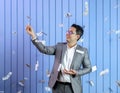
59, 44, 77, 82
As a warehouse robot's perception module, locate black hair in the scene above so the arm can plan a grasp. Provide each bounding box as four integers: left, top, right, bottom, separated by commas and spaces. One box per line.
71, 24, 84, 41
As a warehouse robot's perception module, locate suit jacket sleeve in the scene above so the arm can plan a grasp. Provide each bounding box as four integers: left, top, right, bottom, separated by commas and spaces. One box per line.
76, 48, 92, 76
32, 38, 56, 55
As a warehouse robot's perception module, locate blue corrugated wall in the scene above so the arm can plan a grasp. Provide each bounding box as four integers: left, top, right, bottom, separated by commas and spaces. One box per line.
0, 0, 120, 93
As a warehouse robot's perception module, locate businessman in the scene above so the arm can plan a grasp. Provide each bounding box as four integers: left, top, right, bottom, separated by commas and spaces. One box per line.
26, 24, 92, 93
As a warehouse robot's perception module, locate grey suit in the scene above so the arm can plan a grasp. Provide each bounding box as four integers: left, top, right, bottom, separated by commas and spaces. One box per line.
32, 38, 92, 93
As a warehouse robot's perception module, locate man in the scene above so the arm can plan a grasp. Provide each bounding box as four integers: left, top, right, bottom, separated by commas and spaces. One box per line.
26, 24, 92, 93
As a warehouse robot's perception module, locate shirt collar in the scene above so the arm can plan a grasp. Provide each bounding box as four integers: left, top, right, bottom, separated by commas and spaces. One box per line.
67, 44, 77, 49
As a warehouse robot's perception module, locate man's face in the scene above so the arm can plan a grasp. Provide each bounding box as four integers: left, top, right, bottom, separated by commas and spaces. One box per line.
66, 27, 79, 43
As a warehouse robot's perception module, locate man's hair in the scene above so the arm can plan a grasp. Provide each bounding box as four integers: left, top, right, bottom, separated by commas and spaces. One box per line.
71, 24, 84, 41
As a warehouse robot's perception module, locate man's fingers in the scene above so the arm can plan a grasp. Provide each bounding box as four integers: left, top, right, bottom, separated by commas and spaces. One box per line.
70, 69, 75, 72
26, 25, 31, 31
70, 69, 76, 74
63, 69, 76, 75
63, 69, 68, 73
64, 69, 68, 72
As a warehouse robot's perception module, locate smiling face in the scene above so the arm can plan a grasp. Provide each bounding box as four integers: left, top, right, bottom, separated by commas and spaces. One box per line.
66, 27, 80, 44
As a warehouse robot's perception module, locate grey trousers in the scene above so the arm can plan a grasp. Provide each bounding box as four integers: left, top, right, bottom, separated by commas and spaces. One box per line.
52, 81, 74, 93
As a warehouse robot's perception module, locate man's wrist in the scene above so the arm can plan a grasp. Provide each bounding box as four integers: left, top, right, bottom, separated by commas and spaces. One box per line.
32, 35, 37, 40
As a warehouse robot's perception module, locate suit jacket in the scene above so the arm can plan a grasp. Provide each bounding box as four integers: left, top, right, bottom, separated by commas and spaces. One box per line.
32, 38, 92, 93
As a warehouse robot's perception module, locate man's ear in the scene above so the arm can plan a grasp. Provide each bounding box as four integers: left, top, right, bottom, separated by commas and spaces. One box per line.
77, 35, 80, 40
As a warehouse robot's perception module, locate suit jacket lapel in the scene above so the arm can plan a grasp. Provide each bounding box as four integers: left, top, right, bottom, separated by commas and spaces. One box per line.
61, 44, 67, 63
70, 45, 79, 68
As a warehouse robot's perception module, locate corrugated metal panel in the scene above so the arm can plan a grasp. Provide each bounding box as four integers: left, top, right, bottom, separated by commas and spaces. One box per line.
0, 0, 120, 93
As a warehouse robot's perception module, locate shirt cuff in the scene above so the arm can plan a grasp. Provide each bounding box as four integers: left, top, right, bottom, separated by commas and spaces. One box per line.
32, 36, 37, 40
